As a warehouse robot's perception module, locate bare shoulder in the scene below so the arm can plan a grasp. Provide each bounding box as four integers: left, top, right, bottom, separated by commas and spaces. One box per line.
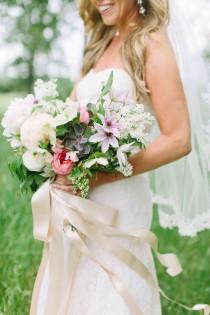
144, 27, 179, 81
144, 27, 176, 67
145, 27, 171, 51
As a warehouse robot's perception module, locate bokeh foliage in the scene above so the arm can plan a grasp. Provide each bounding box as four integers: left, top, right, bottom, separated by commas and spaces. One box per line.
0, 0, 73, 92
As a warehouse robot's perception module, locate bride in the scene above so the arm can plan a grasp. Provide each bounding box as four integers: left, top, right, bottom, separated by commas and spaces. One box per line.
29, 0, 209, 314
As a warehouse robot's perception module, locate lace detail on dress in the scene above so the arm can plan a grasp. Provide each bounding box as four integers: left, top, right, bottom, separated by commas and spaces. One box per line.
152, 193, 210, 236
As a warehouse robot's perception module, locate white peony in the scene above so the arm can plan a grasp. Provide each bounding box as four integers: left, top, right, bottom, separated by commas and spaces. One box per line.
54, 100, 79, 126
34, 79, 58, 100
22, 149, 53, 172
20, 113, 56, 150
1, 94, 35, 137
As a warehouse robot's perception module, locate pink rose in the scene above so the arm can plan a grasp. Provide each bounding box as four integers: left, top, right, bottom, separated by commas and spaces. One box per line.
79, 106, 90, 124
52, 148, 74, 175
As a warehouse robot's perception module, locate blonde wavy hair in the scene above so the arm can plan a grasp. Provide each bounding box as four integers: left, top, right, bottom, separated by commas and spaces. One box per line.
77, 0, 169, 101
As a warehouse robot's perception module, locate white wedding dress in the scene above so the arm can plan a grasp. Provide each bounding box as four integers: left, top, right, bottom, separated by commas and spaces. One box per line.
30, 68, 162, 315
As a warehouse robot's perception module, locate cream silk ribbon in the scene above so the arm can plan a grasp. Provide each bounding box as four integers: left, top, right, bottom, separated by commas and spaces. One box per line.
31, 180, 210, 315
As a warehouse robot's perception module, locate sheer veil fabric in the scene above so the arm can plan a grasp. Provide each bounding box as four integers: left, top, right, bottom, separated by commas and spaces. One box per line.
149, 0, 210, 236
77, 1, 210, 237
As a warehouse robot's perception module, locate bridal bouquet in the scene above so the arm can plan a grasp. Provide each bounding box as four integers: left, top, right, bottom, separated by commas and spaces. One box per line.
2, 73, 154, 197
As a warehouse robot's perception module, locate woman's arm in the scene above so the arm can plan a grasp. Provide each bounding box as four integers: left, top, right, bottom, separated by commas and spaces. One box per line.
90, 29, 191, 188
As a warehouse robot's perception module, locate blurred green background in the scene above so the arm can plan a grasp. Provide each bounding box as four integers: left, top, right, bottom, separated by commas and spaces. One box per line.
0, 0, 210, 314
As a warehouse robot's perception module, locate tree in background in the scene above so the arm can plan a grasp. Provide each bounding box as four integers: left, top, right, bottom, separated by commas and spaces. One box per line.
0, 0, 73, 92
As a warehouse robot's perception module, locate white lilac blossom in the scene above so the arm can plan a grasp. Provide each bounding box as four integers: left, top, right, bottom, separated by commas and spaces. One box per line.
31, 100, 58, 117
32, 98, 78, 122
55, 99, 70, 113
109, 102, 154, 141
54, 101, 79, 127
34, 79, 58, 100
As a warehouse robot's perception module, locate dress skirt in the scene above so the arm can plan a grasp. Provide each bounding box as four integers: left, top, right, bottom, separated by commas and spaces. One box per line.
30, 173, 162, 315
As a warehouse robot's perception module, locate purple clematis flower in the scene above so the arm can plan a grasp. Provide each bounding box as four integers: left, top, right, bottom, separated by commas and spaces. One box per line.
89, 123, 119, 153
98, 110, 120, 138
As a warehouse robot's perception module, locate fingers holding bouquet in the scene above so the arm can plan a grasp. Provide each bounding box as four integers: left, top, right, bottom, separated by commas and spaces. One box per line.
53, 175, 81, 196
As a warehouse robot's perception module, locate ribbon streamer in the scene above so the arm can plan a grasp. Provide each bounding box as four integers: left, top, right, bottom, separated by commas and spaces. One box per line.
31, 180, 210, 315
63, 222, 145, 315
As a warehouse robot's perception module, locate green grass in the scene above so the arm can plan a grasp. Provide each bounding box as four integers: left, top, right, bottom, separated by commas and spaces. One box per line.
0, 93, 43, 315
0, 93, 210, 315
152, 209, 210, 314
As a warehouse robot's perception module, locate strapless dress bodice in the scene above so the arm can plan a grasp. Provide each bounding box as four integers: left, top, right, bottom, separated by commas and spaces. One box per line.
75, 68, 136, 105
75, 67, 157, 144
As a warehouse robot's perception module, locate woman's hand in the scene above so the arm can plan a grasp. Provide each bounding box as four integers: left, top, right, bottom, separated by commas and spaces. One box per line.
52, 175, 81, 196
89, 171, 124, 188
53, 172, 124, 196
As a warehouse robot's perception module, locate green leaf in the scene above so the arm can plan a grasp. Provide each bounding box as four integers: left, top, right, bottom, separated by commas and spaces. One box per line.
8, 156, 28, 181
83, 126, 93, 138
100, 71, 113, 97
34, 174, 45, 186
68, 167, 81, 179
56, 124, 69, 137
85, 168, 93, 177
7, 156, 46, 194
98, 102, 105, 116
20, 176, 33, 194
39, 141, 50, 150
85, 151, 108, 161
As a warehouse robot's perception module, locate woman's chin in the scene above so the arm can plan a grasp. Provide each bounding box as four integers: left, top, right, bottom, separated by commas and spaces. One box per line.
101, 16, 118, 26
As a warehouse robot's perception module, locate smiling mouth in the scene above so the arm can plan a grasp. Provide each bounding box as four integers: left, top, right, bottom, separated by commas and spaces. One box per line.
98, 3, 115, 15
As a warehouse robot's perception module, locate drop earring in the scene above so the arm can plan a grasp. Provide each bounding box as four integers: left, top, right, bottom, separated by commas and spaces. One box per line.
137, 0, 146, 16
